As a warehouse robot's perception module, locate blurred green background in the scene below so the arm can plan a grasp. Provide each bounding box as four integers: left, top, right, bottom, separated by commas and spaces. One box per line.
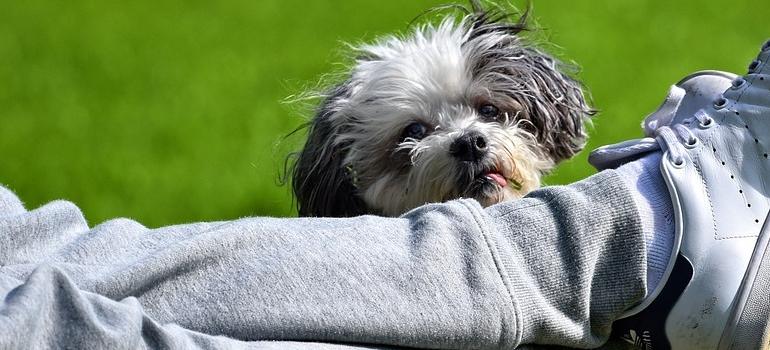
1, 1, 767, 227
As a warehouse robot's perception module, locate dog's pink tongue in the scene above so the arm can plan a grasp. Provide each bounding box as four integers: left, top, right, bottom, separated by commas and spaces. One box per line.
485, 172, 507, 187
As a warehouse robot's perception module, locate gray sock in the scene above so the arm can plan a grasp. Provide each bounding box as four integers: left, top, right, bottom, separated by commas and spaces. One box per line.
615, 152, 675, 293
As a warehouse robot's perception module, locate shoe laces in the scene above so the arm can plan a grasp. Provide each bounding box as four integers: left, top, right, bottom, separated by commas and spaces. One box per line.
651, 109, 714, 166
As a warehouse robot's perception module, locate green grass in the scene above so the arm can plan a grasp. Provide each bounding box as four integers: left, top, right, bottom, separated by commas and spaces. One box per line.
1, 1, 767, 227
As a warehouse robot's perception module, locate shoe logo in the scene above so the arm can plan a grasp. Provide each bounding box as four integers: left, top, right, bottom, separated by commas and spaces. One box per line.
622, 329, 654, 350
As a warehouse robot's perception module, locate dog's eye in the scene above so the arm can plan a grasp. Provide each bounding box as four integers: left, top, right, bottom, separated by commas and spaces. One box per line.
402, 122, 427, 140
478, 104, 500, 120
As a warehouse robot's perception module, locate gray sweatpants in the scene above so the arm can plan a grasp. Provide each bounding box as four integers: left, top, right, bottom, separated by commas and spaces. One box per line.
0, 170, 646, 349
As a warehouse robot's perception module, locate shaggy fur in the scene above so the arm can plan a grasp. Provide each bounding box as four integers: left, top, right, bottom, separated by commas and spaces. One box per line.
289, 2, 595, 217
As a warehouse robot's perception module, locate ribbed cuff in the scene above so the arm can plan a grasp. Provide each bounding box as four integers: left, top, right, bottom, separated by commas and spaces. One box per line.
482, 171, 647, 347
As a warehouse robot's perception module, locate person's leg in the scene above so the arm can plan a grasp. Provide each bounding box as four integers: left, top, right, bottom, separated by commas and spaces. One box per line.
2, 40, 769, 350
0, 167, 646, 349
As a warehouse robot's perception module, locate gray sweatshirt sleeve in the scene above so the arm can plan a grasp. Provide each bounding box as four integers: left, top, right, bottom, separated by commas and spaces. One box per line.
0, 170, 646, 350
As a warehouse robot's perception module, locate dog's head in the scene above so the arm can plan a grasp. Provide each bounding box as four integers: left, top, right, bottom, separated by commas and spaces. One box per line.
290, 3, 594, 217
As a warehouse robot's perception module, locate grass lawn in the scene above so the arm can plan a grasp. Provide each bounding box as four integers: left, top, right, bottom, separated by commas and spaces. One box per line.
1, 0, 767, 227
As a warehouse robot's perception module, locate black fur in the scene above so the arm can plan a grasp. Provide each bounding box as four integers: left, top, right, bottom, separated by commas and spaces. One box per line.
290, 83, 369, 217
464, 5, 595, 163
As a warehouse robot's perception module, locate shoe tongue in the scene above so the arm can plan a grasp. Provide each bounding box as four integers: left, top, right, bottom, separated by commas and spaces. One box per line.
666, 71, 735, 126
643, 85, 686, 137
642, 71, 735, 137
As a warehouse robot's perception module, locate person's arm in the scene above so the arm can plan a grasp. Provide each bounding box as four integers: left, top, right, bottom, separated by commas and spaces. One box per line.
0, 170, 645, 349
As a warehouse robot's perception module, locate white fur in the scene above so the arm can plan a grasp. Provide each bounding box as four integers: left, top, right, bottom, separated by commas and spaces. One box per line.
332, 19, 551, 215
292, 11, 593, 217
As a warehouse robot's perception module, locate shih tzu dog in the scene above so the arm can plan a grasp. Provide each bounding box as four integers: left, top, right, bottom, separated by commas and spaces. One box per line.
288, 1, 594, 217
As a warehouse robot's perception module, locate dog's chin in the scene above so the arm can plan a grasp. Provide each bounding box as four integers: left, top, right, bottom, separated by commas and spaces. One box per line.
461, 170, 519, 207
361, 155, 543, 215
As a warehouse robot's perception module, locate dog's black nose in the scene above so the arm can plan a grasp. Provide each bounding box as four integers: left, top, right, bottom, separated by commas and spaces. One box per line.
450, 132, 487, 162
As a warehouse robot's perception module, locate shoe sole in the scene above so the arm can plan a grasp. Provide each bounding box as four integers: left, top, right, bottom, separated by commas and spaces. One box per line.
719, 211, 770, 350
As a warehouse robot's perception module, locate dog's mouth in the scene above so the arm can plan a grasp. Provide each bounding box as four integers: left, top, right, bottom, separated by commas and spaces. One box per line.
456, 164, 523, 203
482, 171, 508, 187
478, 168, 522, 191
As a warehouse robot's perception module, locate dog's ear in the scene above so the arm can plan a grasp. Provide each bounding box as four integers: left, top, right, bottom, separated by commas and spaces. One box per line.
464, 4, 595, 164
290, 82, 368, 217
517, 50, 596, 164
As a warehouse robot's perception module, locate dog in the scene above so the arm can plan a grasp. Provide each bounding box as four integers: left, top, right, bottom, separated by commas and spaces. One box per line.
288, 1, 594, 217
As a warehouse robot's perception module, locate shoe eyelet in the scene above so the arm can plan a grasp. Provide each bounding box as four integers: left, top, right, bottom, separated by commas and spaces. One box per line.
749, 59, 762, 73
668, 154, 686, 168
699, 117, 714, 128
731, 77, 747, 89
713, 96, 728, 109
684, 137, 699, 149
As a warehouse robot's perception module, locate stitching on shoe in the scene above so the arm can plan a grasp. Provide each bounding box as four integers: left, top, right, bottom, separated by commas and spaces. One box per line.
733, 115, 770, 215
729, 111, 769, 187
733, 108, 770, 226
700, 130, 758, 239
716, 233, 761, 240
705, 120, 767, 239
691, 142, 719, 240
747, 89, 770, 212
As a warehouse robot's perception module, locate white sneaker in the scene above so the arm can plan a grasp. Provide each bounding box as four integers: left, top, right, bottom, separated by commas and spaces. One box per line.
590, 40, 770, 350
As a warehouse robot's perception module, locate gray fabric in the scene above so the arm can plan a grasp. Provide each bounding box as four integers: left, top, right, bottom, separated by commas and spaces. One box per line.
0, 170, 646, 349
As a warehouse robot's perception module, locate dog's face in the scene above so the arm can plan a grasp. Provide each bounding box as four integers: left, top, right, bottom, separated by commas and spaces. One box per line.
291, 9, 594, 217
